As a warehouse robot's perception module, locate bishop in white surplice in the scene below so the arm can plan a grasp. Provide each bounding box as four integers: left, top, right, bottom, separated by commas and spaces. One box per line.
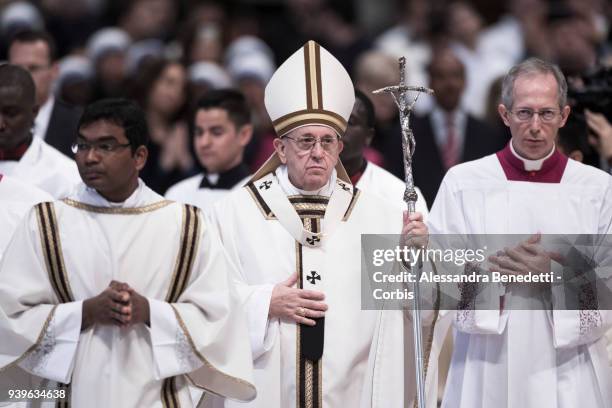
431, 58, 612, 408
432, 145, 612, 408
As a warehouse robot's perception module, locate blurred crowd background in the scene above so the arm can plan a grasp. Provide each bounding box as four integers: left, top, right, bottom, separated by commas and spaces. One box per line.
1, 0, 611, 197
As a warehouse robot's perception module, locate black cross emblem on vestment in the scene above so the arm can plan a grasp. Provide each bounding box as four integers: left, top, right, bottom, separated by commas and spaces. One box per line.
307, 271, 321, 285
306, 235, 320, 246
338, 182, 350, 192
259, 181, 272, 190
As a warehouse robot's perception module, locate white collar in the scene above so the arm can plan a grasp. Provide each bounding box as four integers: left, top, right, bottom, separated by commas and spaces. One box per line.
205, 173, 220, 185
509, 140, 555, 171
276, 165, 336, 197
70, 179, 164, 207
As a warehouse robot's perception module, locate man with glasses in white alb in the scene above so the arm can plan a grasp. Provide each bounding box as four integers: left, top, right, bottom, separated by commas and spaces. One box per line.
429, 58, 612, 408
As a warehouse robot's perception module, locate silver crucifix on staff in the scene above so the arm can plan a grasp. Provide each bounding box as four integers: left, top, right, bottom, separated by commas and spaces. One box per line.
373, 56, 433, 408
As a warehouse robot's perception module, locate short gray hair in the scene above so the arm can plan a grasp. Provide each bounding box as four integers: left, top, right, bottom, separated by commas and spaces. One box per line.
500, 58, 568, 109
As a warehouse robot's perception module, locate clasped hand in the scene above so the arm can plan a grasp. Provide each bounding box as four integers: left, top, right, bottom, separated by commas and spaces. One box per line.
82, 280, 150, 330
488, 233, 563, 280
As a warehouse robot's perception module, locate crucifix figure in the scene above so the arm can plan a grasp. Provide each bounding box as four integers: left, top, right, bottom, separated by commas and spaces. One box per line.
372, 56, 433, 408
372, 57, 433, 214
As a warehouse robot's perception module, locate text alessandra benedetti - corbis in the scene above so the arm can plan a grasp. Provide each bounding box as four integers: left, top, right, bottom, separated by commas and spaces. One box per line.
372, 270, 558, 283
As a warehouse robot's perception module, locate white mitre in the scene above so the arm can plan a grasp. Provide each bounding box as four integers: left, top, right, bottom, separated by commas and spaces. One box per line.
252, 40, 355, 182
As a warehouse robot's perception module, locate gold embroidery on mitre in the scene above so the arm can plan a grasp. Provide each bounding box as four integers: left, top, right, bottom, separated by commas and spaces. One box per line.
272, 109, 346, 137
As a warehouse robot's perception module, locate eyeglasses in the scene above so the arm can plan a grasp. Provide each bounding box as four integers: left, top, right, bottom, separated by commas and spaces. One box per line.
283, 135, 339, 152
509, 108, 561, 123
71, 141, 131, 155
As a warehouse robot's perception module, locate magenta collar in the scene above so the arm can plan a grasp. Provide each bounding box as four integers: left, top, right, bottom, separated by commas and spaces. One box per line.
496, 143, 568, 183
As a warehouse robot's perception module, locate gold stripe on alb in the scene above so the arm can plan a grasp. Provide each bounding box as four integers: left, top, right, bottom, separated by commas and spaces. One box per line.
413, 261, 442, 408
174, 206, 199, 300
166, 205, 201, 303
165, 205, 188, 302
342, 189, 361, 221
35, 203, 73, 303
47, 203, 74, 302
295, 242, 302, 406
35, 204, 59, 301
293, 203, 327, 212
161, 377, 176, 408
246, 183, 276, 220
61, 199, 172, 214
33, 203, 74, 408
305, 360, 314, 408
274, 112, 346, 136
44, 205, 65, 302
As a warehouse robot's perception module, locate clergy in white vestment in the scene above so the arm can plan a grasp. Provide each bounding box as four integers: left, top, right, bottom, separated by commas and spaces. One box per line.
429, 58, 612, 408
0, 65, 80, 199
212, 41, 433, 408
0, 98, 256, 407
0, 174, 52, 259
166, 89, 252, 209
340, 88, 428, 216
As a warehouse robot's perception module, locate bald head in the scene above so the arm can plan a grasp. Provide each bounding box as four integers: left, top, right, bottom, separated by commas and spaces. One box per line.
0, 64, 36, 106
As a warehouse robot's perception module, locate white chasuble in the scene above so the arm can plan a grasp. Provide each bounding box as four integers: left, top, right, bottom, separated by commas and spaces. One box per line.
213, 162, 437, 408
428, 148, 612, 408
0, 181, 255, 407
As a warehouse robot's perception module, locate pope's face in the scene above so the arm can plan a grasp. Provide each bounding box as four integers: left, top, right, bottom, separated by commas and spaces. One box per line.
274, 125, 343, 191
498, 72, 570, 160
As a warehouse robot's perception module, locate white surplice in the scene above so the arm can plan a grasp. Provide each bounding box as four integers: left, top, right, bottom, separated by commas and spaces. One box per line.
0, 138, 80, 199
0, 180, 256, 407
0, 174, 52, 260
356, 161, 428, 217
211, 162, 419, 408
428, 149, 612, 408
